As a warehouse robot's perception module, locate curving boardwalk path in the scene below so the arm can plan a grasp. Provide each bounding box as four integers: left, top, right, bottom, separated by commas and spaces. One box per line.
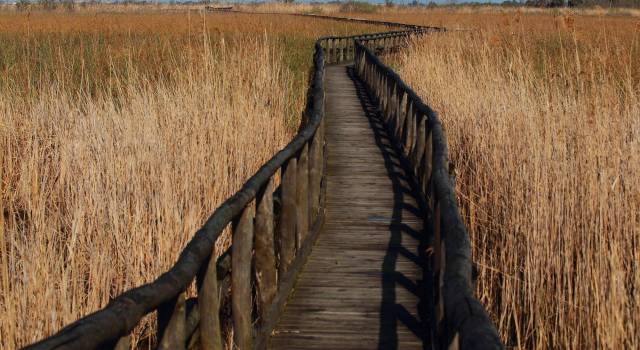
270, 65, 433, 349
21, 13, 502, 350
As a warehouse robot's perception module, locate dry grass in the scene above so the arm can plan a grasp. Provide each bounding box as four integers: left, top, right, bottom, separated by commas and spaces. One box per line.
3, 3, 639, 349
392, 9, 640, 349
0, 34, 291, 350
0, 8, 385, 349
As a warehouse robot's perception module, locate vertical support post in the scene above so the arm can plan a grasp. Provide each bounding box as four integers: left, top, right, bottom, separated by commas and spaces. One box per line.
423, 131, 434, 195
114, 336, 130, 350
255, 177, 277, 320
412, 116, 426, 176
157, 292, 186, 350
395, 90, 405, 140
434, 200, 445, 329
403, 101, 413, 154
198, 246, 223, 350
296, 143, 309, 248
352, 39, 356, 60
328, 39, 334, 64
232, 203, 255, 350
384, 79, 393, 122
408, 107, 417, 155
380, 75, 388, 120
321, 39, 326, 60
309, 131, 322, 224
279, 158, 297, 276
386, 82, 396, 123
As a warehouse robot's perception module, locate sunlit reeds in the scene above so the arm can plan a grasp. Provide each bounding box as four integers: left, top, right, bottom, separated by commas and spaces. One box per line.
394, 11, 639, 349
0, 8, 385, 349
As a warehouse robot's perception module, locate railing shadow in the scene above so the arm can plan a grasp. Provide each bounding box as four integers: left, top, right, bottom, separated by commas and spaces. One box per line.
346, 65, 437, 350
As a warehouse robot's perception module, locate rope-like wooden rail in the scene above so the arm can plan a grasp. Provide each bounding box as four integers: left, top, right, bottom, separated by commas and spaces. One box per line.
23, 13, 501, 350
355, 37, 502, 350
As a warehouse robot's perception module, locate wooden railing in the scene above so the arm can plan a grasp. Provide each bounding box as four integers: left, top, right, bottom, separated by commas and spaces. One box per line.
355, 36, 503, 349
24, 16, 501, 350
318, 28, 441, 65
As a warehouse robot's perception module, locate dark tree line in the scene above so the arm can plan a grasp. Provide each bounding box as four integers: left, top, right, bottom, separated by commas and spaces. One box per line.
523, 0, 640, 7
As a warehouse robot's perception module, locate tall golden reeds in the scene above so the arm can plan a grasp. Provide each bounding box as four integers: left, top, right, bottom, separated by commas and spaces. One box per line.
394, 13, 639, 349
0, 9, 387, 348
0, 34, 291, 348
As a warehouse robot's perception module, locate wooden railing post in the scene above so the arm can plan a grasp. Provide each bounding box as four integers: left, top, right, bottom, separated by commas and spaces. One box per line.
406, 104, 417, 155
232, 203, 255, 350
423, 130, 434, 195
385, 81, 396, 123
383, 77, 392, 122
113, 336, 130, 350
309, 131, 322, 224
320, 39, 329, 57
395, 89, 406, 141
197, 248, 223, 350
296, 144, 309, 247
255, 177, 277, 320
402, 100, 413, 152
279, 158, 297, 276
434, 200, 445, 330
157, 292, 186, 350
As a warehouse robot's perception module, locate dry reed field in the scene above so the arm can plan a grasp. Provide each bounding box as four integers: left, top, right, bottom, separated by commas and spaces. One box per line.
389, 7, 640, 349
3, 3, 639, 349
0, 7, 385, 349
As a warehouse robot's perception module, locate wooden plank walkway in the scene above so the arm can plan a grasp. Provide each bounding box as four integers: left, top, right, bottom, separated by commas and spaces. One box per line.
270, 65, 433, 349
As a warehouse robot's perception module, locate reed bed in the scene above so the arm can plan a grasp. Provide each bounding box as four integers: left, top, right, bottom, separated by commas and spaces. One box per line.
0, 9, 384, 349
393, 11, 639, 349
0, 34, 292, 349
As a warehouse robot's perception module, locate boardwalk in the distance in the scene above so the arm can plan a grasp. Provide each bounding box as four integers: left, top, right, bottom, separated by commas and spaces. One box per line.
270, 65, 432, 349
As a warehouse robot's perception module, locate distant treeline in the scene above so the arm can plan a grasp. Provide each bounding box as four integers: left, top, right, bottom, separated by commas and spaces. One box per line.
511, 0, 640, 8
6, 0, 640, 9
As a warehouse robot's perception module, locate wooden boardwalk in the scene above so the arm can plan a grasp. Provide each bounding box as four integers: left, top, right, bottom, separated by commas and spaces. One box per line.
270, 65, 433, 349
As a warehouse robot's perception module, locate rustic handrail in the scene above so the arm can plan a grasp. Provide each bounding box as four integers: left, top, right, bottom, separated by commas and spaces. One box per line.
354, 36, 502, 349
23, 14, 500, 350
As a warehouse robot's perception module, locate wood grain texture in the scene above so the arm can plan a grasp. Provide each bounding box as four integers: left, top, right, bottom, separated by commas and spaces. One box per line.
157, 292, 186, 350
270, 65, 431, 350
232, 204, 255, 350
255, 178, 277, 320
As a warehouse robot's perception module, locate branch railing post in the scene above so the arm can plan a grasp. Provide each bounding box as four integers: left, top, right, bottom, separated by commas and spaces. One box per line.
296, 143, 309, 248
197, 246, 223, 350
255, 177, 276, 319
231, 203, 255, 350
279, 158, 297, 276
157, 292, 186, 350
309, 131, 322, 225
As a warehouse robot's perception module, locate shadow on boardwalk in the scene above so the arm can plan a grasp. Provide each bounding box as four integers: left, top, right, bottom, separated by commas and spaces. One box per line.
347, 65, 437, 350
